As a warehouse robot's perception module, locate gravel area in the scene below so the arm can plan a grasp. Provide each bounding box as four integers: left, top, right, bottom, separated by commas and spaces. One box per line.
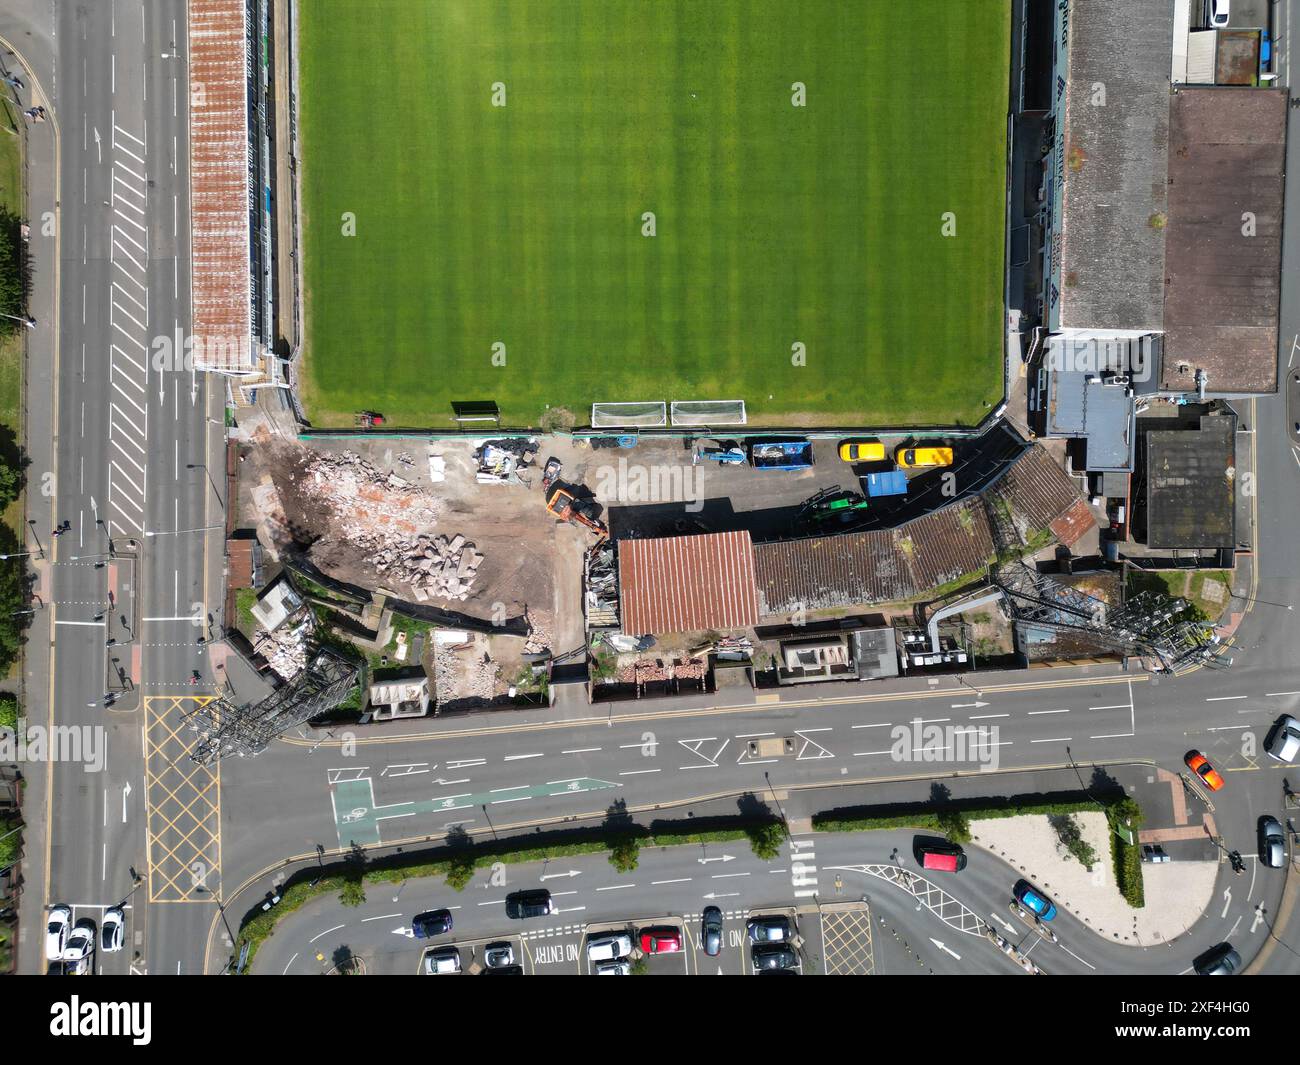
973, 813, 1218, 945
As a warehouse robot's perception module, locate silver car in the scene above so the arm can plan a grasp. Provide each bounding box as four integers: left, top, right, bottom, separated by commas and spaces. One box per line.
1265, 715, 1300, 762
1260, 816, 1286, 868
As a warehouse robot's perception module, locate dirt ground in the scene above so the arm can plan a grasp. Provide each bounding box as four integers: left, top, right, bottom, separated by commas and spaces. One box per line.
235, 429, 594, 640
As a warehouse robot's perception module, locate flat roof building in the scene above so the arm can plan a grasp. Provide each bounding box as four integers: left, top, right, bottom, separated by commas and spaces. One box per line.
1144, 416, 1236, 550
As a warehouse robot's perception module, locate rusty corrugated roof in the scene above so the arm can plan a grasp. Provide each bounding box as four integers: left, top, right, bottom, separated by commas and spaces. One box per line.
987, 444, 1096, 548
617, 531, 759, 636
189, 0, 255, 373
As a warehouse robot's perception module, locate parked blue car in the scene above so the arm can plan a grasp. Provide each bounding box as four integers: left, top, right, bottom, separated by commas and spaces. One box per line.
1014, 880, 1058, 921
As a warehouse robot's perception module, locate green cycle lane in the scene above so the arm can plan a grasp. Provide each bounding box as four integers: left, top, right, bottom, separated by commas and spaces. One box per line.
330, 775, 622, 846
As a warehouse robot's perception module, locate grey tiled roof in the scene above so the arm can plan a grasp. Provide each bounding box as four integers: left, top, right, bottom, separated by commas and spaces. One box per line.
1057, 0, 1173, 330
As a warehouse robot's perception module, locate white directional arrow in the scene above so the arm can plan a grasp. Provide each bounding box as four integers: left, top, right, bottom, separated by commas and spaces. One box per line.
929, 938, 961, 960
702, 892, 739, 900
539, 870, 581, 881
121, 781, 131, 823
697, 855, 735, 865
392, 926, 415, 938
430, 777, 470, 787
90, 496, 98, 523
1251, 903, 1266, 934
1221, 887, 1232, 918
991, 911, 1016, 933
93, 127, 102, 163
951, 701, 989, 709
190, 365, 198, 405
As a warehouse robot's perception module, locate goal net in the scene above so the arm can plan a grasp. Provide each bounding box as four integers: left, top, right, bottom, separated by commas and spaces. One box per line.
590, 401, 667, 428
670, 399, 747, 427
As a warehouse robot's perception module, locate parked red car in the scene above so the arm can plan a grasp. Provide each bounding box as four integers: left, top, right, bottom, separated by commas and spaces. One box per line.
639, 927, 682, 954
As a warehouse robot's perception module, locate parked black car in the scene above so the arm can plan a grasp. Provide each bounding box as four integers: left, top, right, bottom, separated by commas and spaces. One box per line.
1193, 943, 1242, 975
411, 909, 453, 938
505, 889, 554, 920
751, 943, 798, 972
701, 906, 723, 957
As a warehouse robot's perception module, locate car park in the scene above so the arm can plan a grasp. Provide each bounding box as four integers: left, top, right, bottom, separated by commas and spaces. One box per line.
639, 927, 682, 954
895, 444, 953, 469
838, 439, 886, 463
411, 909, 453, 938
1193, 942, 1242, 975
45, 905, 71, 962
586, 932, 633, 962
1265, 715, 1300, 762
505, 890, 554, 919
746, 915, 792, 943
1013, 880, 1057, 921
423, 946, 462, 974
701, 906, 723, 957
100, 907, 125, 953
751, 943, 798, 972
1259, 816, 1286, 869
64, 919, 96, 961
484, 942, 516, 969
594, 959, 631, 975
1185, 750, 1225, 791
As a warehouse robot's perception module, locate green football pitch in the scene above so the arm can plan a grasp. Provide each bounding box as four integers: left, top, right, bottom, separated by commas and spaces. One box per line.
298, 0, 1010, 429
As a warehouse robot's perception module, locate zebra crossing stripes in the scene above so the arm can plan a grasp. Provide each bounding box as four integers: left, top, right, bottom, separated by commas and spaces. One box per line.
107, 121, 150, 535
790, 837, 819, 899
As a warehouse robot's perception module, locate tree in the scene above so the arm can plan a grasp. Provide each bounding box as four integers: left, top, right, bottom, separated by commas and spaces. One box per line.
0, 216, 22, 330
745, 820, 789, 861
935, 809, 971, 844
338, 874, 366, 908
607, 834, 640, 874
443, 850, 476, 892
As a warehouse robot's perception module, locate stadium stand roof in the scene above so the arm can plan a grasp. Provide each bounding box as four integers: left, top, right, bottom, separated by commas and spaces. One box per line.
1055, 0, 1172, 332
189, 0, 258, 375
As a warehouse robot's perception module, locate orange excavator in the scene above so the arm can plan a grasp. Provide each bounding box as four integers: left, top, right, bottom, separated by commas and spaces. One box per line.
542, 462, 608, 538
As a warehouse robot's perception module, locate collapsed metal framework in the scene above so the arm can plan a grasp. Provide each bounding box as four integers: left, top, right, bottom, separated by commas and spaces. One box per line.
991, 562, 1221, 673
188, 647, 359, 765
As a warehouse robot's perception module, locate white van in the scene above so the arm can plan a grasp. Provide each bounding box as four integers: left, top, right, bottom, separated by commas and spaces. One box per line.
586, 932, 632, 962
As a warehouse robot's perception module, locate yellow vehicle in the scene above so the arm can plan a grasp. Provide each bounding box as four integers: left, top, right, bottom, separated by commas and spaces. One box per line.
895, 444, 954, 469
838, 439, 886, 463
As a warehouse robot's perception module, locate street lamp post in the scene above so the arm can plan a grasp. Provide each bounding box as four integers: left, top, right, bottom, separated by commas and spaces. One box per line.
0, 312, 35, 329
26, 521, 44, 559
186, 463, 226, 509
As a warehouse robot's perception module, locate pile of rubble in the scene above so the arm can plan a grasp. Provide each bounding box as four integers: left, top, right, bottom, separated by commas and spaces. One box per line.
251, 614, 314, 682
373, 533, 484, 602
433, 635, 498, 701
302, 450, 441, 539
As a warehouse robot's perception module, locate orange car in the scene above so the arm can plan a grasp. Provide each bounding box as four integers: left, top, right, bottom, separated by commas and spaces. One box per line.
1185, 751, 1225, 791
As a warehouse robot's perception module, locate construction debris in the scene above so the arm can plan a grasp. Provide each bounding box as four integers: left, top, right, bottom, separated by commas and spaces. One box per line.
375, 532, 485, 602
433, 632, 498, 703
302, 450, 441, 539
474, 438, 539, 486
251, 611, 315, 682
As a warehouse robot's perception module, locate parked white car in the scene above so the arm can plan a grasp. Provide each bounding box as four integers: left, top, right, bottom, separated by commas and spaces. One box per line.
423, 946, 461, 974
44, 905, 71, 963
63, 919, 95, 961
100, 907, 125, 953
1266, 715, 1300, 763
1210, 0, 1230, 28
585, 932, 632, 962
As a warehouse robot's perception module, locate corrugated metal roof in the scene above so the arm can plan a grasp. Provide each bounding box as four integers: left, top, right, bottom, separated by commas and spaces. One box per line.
189, 0, 255, 373
617, 531, 759, 636
987, 444, 1096, 548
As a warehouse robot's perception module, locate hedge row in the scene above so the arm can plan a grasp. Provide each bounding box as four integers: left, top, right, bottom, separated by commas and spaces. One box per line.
813, 795, 1146, 910
233, 823, 783, 972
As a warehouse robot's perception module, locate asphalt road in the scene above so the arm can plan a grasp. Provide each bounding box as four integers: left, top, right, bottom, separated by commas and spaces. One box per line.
252, 824, 1290, 976
7, 0, 223, 975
